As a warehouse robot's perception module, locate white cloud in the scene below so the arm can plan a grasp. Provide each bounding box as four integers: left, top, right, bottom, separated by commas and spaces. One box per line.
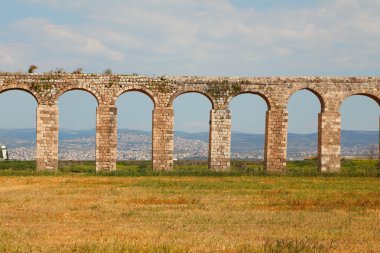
0, 43, 31, 71
11, 18, 124, 62
0, 46, 15, 65
4, 0, 380, 75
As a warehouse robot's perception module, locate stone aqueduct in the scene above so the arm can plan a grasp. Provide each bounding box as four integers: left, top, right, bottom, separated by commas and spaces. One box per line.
0, 73, 379, 172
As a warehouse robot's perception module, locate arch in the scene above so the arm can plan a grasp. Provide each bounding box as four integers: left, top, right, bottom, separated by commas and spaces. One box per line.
339, 93, 380, 162
116, 88, 156, 108
339, 94, 380, 130
116, 91, 154, 161
56, 87, 100, 106
227, 91, 271, 110
228, 93, 268, 162
286, 89, 322, 165
0, 87, 39, 104
286, 87, 325, 112
170, 90, 215, 109
173, 91, 214, 124
173, 92, 212, 162
0, 89, 38, 162
58, 90, 98, 161
339, 92, 380, 109
287, 89, 322, 133
58, 90, 98, 129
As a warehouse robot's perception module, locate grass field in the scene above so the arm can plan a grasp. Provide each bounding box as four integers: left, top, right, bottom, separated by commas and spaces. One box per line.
0, 160, 379, 252
0, 159, 379, 177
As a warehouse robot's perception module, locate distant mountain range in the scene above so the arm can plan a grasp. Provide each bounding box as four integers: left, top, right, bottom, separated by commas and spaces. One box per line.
176, 130, 378, 153
0, 128, 378, 153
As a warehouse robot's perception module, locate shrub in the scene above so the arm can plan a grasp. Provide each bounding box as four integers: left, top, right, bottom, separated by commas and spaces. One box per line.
28, 65, 38, 73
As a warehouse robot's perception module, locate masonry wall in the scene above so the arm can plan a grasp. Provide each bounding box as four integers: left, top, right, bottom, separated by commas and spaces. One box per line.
265, 109, 288, 171
0, 74, 379, 172
36, 104, 59, 170
152, 108, 174, 170
209, 109, 231, 170
96, 105, 117, 171
318, 112, 341, 172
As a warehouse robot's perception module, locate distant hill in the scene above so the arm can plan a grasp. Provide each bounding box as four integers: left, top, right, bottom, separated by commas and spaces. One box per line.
58, 129, 95, 139
0, 128, 36, 148
341, 130, 378, 147
0, 128, 378, 153
175, 130, 378, 152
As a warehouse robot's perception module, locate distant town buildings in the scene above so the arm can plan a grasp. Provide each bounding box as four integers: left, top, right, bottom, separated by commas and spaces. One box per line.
2, 130, 378, 161
3, 137, 378, 162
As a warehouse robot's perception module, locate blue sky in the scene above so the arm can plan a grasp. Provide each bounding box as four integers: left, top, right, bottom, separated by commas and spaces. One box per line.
0, 0, 379, 133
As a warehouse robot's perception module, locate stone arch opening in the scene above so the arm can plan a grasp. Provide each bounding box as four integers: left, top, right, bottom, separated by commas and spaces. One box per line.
342, 93, 380, 107
287, 89, 322, 170
228, 93, 268, 167
116, 91, 154, 162
57, 90, 98, 167
116, 89, 156, 108
173, 92, 212, 165
229, 92, 271, 110
287, 88, 325, 112
170, 91, 215, 109
0, 89, 37, 165
0, 88, 39, 104
340, 94, 380, 165
58, 88, 100, 106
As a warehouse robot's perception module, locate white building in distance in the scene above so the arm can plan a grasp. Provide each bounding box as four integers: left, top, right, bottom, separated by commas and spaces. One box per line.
0, 145, 9, 160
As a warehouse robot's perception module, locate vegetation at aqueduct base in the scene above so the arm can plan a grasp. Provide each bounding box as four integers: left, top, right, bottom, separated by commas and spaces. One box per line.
0, 159, 379, 177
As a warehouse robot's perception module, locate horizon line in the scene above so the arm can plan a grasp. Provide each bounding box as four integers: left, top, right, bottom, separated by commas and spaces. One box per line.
0, 127, 378, 135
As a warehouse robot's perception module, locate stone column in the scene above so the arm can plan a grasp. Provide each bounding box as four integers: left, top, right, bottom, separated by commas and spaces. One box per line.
318, 111, 341, 172
96, 105, 117, 172
209, 109, 231, 170
152, 107, 174, 170
264, 109, 288, 171
36, 104, 59, 171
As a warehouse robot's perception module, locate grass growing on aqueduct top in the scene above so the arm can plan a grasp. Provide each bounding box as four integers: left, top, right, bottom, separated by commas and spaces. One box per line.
0, 160, 379, 252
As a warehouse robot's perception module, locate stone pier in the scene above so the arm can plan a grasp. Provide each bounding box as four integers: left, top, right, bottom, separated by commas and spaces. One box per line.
152, 107, 174, 170
96, 105, 117, 171
36, 104, 59, 171
264, 109, 288, 172
318, 111, 341, 172
209, 109, 231, 170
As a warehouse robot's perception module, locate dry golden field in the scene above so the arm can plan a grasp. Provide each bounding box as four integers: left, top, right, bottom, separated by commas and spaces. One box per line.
0, 175, 380, 252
